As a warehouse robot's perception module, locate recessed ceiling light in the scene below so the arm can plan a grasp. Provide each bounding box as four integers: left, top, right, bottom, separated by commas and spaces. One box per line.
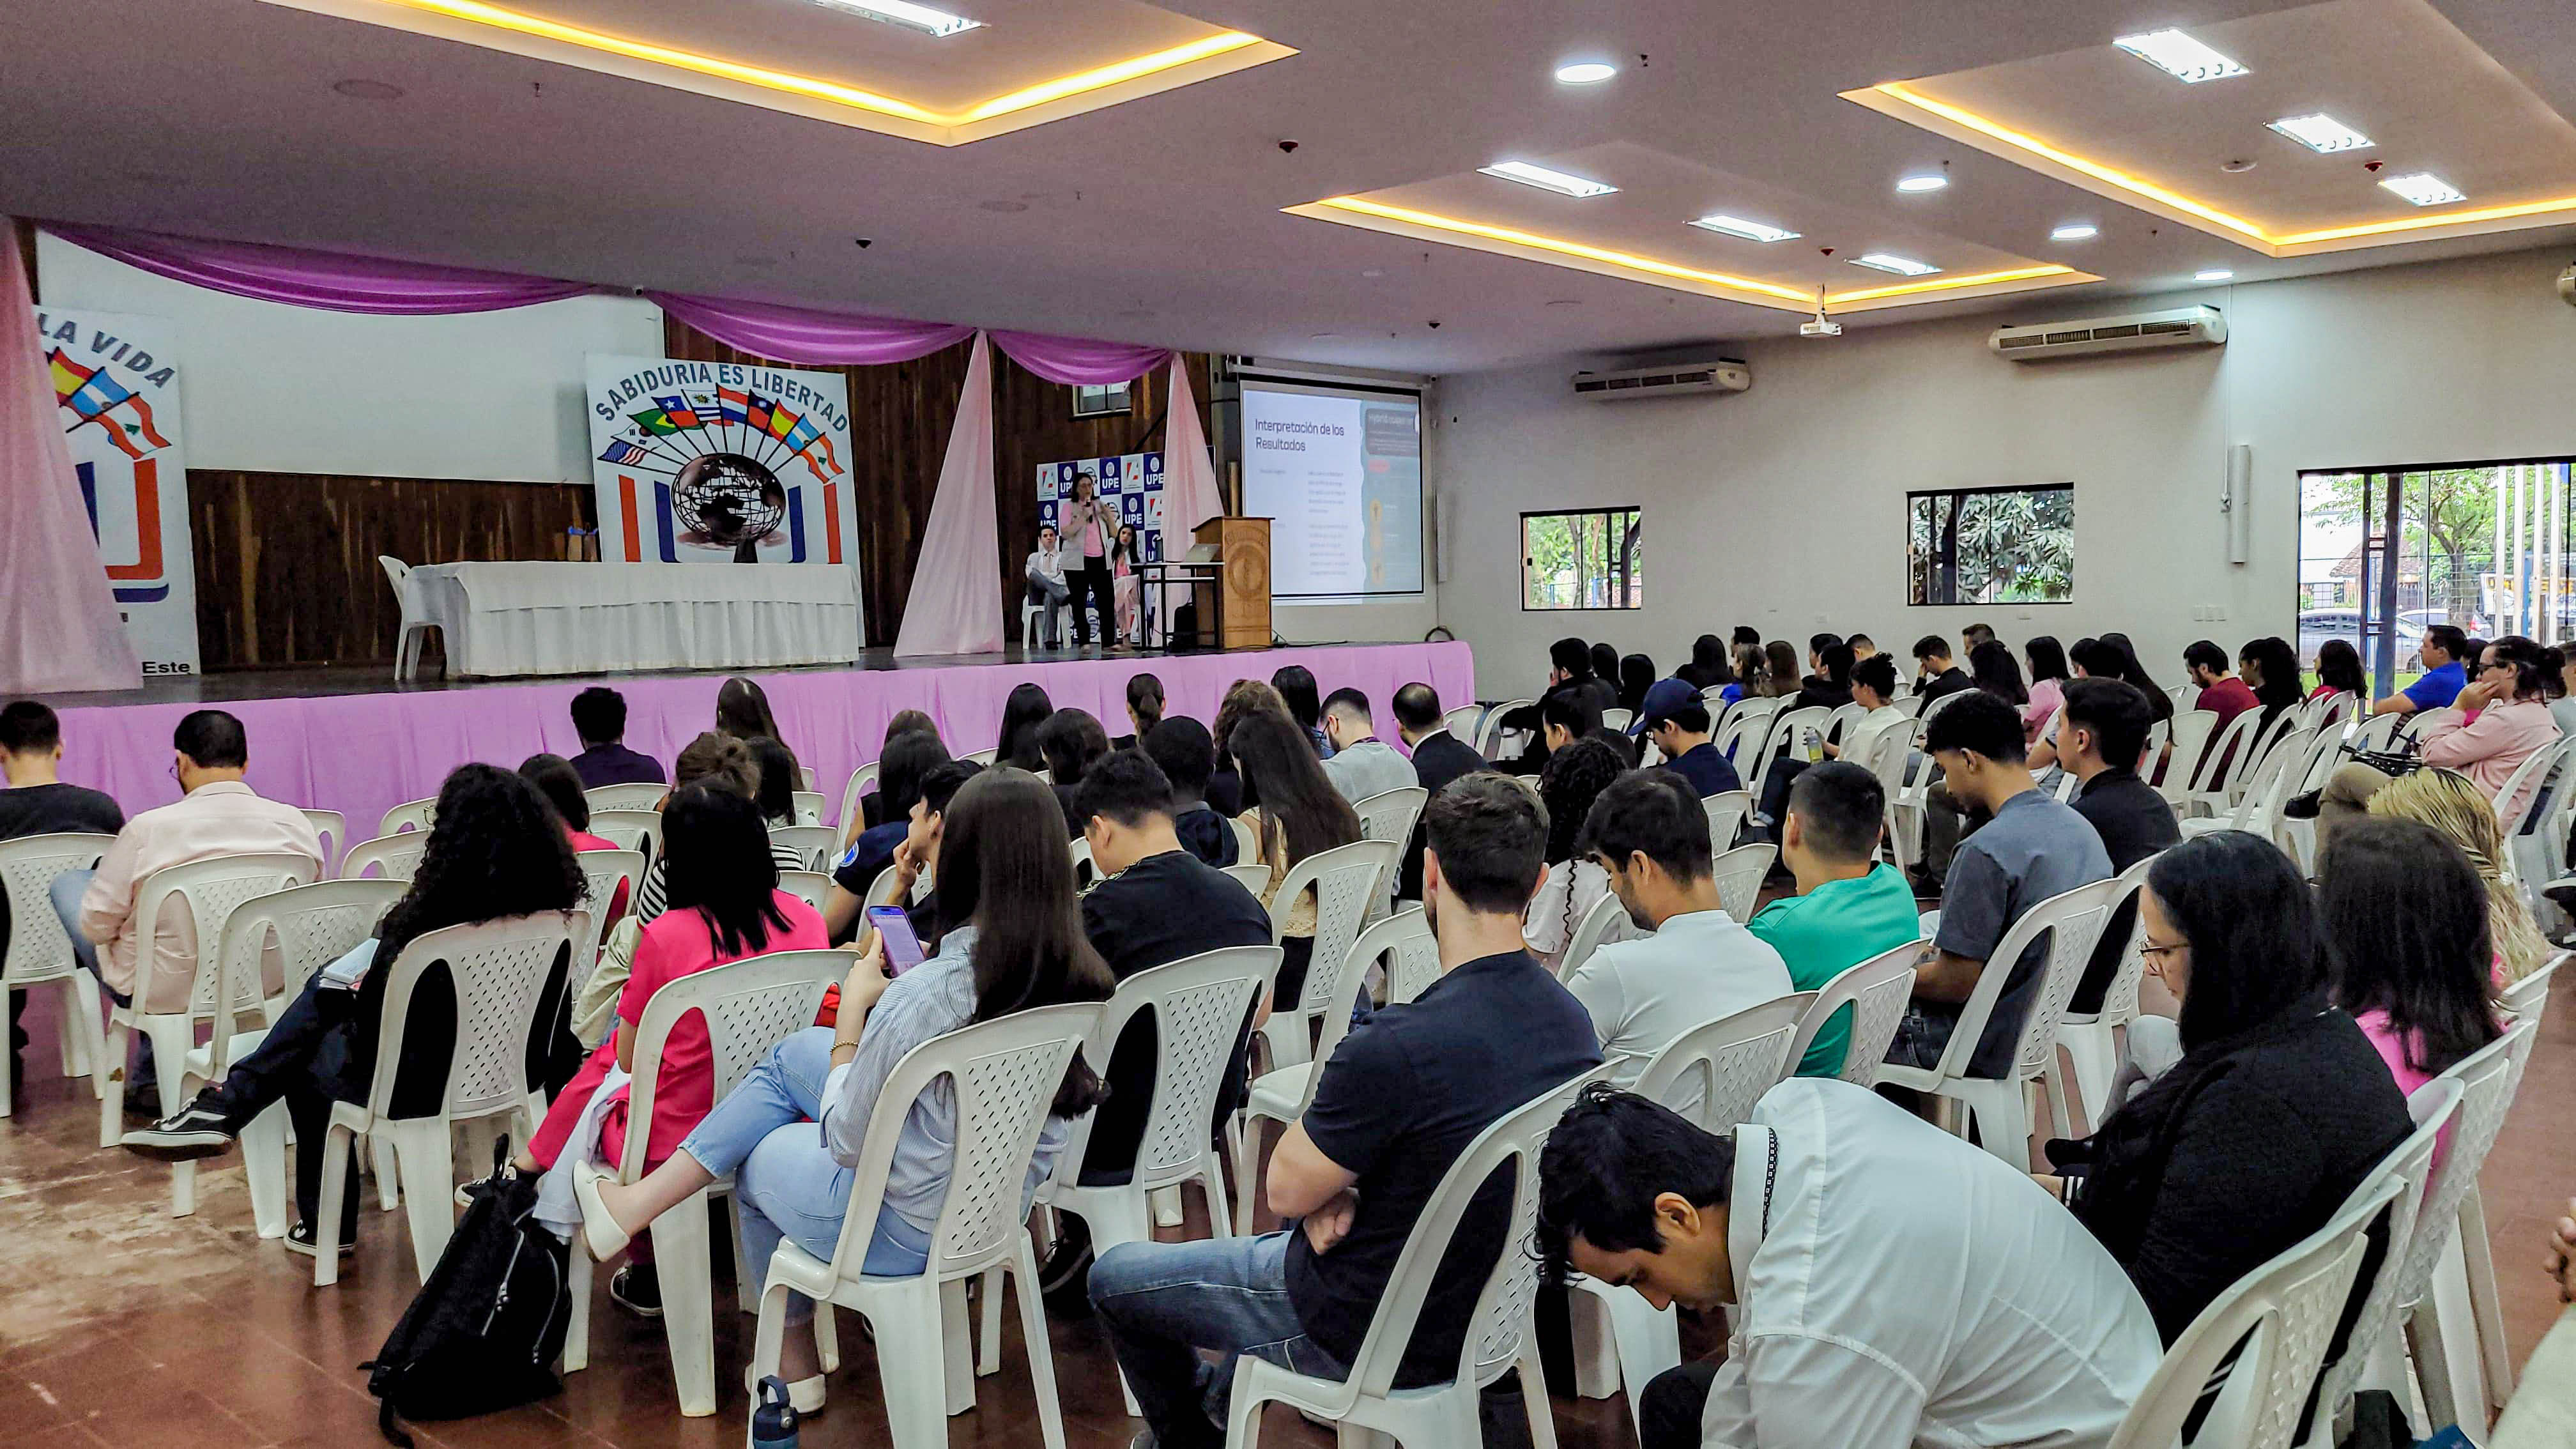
1478, 160, 1618, 199
332, 79, 405, 100
1895, 173, 1949, 194
977, 199, 1029, 212
1689, 214, 1801, 243
1545, 299, 1583, 308
1554, 60, 1617, 85
2266, 112, 2372, 154
2112, 29, 2248, 84
1851, 253, 1940, 277
2380, 172, 2466, 207
809, 0, 983, 38
1309, 332, 1338, 339
2195, 268, 2235, 281
2050, 222, 2099, 241
1361, 268, 1384, 278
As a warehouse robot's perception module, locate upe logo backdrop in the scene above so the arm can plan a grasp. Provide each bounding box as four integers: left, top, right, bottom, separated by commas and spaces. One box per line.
585, 355, 861, 574
37, 307, 201, 675
1037, 452, 1168, 563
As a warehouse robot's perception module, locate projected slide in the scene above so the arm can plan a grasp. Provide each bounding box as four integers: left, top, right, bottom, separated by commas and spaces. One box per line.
1242, 385, 1423, 598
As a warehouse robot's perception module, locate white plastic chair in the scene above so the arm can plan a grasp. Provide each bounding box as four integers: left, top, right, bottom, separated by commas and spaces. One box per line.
341, 832, 428, 883
560, 948, 843, 1415
1877, 876, 2120, 1170
962, 746, 1000, 767
572, 848, 645, 995
2491, 735, 2572, 881
1441, 705, 1485, 749
298, 809, 345, 878
778, 870, 831, 910
1068, 837, 1097, 892
1254, 838, 1399, 1073
2180, 707, 2267, 816
0, 832, 116, 1116
2463, 965, 2556, 1416
2179, 726, 2319, 843
1699, 790, 1750, 855
1479, 698, 1536, 760
1784, 937, 1926, 1087
378, 796, 437, 837
1352, 786, 1427, 916
768, 824, 837, 873
2047, 855, 2156, 1138
2294, 1079, 2455, 1449
2349, 710, 2410, 755
1599, 707, 1634, 733
791, 791, 828, 828
1744, 706, 1827, 819
586, 808, 662, 863
1713, 698, 1782, 774
584, 783, 666, 815
1553, 891, 1635, 984
1710, 841, 1774, 923
2157, 709, 2220, 804
379, 555, 440, 682
201, 878, 406, 1239
1222, 1068, 1602, 1449
1377, 906, 1447, 1007
838, 761, 882, 838
1220, 862, 1272, 895
1229, 814, 1261, 868
310, 910, 588, 1285
745, 1003, 1100, 1449
1238, 914, 1423, 1218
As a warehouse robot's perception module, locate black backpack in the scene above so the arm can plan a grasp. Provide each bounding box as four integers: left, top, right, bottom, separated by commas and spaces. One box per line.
362, 1142, 571, 1446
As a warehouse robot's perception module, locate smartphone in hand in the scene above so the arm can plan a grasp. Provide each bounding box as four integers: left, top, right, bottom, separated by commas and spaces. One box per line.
870, 906, 927, 974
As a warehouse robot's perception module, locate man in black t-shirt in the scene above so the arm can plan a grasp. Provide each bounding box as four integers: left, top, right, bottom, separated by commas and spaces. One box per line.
1090, 774, 1600, 1448
1140, 717, 1238, 869
2057, 678, 2179, 1015
1, 702, 126, 1089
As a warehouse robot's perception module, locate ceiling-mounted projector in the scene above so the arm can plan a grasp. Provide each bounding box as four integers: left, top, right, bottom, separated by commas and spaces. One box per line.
1799, 285, 1841, 338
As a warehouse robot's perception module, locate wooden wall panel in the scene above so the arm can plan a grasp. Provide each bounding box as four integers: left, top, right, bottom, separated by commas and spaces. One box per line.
663, 318, 1211, 645
189, 470, 592, 670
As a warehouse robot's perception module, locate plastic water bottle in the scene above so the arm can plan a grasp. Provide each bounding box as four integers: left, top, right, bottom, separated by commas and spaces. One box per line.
750, 1376, 800, 1449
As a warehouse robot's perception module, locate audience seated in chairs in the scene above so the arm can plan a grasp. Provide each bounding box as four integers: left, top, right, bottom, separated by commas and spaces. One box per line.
824, 730, 951, 942
1141, 717, 1236, 870
628, 733, 808, 930
1674, 634, 1738, 702
1565, 770, 1791, 1086
1890, 691, 2111, 1076
514, 784, 825, 1316
849, 709, 939, 841
1747, 762, 1920, 1077
1317, 687, 1414, 804
1230, 707, 1363, 1013
1393, 681, 1482, 900
997, 682, 1055, 772
1910, 634, 1975, 707
1087, 774, 1600, 1449
68, 709, 323, 1116
2034, 831, 2412, 1342
2369, 622, 2471, 718
1538, 1079, 2158, 1449
0, 701, 126, 1091
1498, 638, 1618, 774
121, 763, 584, 1258
2362, 767, 2553, 985
1636, 680, 1740, 799
1114, 671, 1163, 752
1039, 708, 1112, 837
2315, 633, 2561, 847
712, 677, 785, 753
1791, 640, 1855, 713
569, 686, 665, 789
2054, 679, 2181, 1018
572, 769, 1113, 1414
1522, 737, 1625, 972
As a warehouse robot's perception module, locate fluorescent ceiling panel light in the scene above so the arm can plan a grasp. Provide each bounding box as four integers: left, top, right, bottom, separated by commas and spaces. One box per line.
1851, 252, 1940, 276
1477, 160, 1618, 198
811, 0, 982, 37
2112, 29, 2248, 84
1554, 61, 1617, 84
2266, 112, 2372, 153
2050, 222, 2098, 240
2380, 172, 2465, 206
2195, 268, 2234, 280
1895, 173, 1949, 192
1689, 213, 1800, 243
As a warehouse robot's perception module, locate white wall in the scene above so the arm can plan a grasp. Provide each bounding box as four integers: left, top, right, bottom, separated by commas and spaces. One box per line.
1435, 247, 2576, 702
36, 233, 663, 482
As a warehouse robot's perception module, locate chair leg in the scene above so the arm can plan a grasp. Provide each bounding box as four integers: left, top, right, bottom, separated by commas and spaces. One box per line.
746, 1280, 792, 1407
942, 1276, 975, 1415
656, 1190, 719, 1417
1223, 1372, 1269, 1449
54, 977, 93, 1080
69, 972, 105, 1100
147, 1019, 197, 1217
977, 1268, 1002, 1377
2411, 1235, 2489, 1437
814, 1306, 841, 1377
314, 1122, 356, 1287
371, 1133, 402, 1209
1014, 1241, 1070, 1449
563, 1248, 592, 1374
241, 1101, 291, 1239
1519, 1342, 1563, 1449
1565, 1284, 1621, 1400
95, 1018, 131, 1147
1592, 1280, 1680, 1436
1200, 1154, 1234, 1239
387, 1118, 458, 1280
1234, 1116, 1267, 1230
874, 1284, 951, 1449
1151, 1184, 1184, 1229
2459, 1188, 2516, 1414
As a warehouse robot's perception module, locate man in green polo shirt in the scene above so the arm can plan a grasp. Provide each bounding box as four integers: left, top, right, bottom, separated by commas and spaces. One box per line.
1747, 761, 1922, 1076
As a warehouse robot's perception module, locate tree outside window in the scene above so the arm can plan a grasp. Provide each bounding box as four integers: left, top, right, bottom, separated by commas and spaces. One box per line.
1523, 509, 1643, 610
1907, 484, 2074, 606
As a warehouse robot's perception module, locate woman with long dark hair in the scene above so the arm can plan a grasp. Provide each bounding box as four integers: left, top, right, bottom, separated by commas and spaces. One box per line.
744, 735, 803, 827
1231, 707, 1362, 1009
2035, 831, 2411, 1341
1062, 473, 1114, 650
1118, 671, 1165, 751
1617, 653, 1657, 717
1270, 664, 1328, 758
996, 682, 1055, 772
825, 729, 952, 942
1038, 707, 1111, 837
2312, 638, 2366, 702
853, 710, 941, 838
1209, 677, 1289, 816
1676, 634, 1736, 699
2317, 818, 2504, 1143
2238, 636, 2304, 734
1522, 738, 1624, 970
715, 677, 783, 749
2094, 632, 2176, 721
1968, 638, 2028, 707
1761, 640, 1802, 698
2023, 636, 2070, 736
123, 763, 588, 1254
576, 771, 1114, 1411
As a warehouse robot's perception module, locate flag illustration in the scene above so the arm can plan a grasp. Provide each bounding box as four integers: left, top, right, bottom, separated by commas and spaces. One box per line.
49, 348, 171, 457
746, 392, 776, 433
629, 408, 680, 436
766, 404, 802, 441
807, 430, 846, 477
599, 438, 654, 466
780, 416, 820, 453
716, 387, 751, 425
654, 394, 705, 429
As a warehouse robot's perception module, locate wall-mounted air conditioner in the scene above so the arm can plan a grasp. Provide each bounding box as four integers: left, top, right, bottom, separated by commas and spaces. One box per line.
1570, 359, 1751, 401
1988, 305, 2226, 361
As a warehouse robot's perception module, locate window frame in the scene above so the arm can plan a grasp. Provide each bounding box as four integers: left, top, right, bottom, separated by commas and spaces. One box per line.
1904, 480, 2076, 608
1071, 381, 1132, 418
1520, 506, 1644, 611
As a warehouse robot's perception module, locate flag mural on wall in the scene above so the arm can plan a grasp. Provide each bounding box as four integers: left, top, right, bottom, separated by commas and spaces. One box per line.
36, 307, 201, 675
585, 355, 860, 581
1038, 452, 1168, 561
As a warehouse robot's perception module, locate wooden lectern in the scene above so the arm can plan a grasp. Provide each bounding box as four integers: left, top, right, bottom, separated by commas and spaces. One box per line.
1193, 516, 1271, 649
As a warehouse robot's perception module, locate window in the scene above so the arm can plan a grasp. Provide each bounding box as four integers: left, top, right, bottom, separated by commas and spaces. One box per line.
1522, 508, 1642, 610
1906, 483, 2074, 606
1071, 382, 1131, 418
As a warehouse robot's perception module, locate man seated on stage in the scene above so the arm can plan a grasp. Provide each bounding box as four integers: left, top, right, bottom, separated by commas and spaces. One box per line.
1319, 688, 1414, 804
569, 686, 664, 789
1637, 679, 1740, 799
1142, 717, 1238, 869
1, 701, 126, 1093
1025, 524, 1070, 648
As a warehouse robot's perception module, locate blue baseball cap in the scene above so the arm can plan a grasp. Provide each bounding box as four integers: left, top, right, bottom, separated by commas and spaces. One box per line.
1635, 678, 1705, 733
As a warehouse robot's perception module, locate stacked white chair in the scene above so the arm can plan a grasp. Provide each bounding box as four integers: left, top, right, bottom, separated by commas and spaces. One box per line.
310, 909, 588, 1285
1238, 914, 1423, 1218
2179, 726, 2319, 843
0, 832, 116, 1116
379, 797, 438, 836
2460, 957, 2559, 1417
1352, 786, 1428, 916
341, 832, 429, 883
1253, 839, 1398, 1073
1221, 1067, 1604, 1449
2047, 855, 2156, 1138
1710, 841, 1775, 924
768, 824, 838, 873
1554, 892, 1636, 985
1784, 937, 1926, 1087
837, 761, 881, 838
587, 808, 662, 863
560, 947, 844, 1415
744, 1003, 1100, 1449
584, 783, 666, 815
298, 809, 346, 877
1699, 790, 1751, 855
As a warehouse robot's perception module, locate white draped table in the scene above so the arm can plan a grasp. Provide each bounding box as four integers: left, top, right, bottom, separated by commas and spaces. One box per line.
410, 562, 862, 677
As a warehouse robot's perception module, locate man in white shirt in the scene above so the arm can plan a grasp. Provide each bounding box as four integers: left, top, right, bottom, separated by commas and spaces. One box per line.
1818, 654, 1908, 770
1024, 525, 1070, 648
1318, 687, 1416, 804
1565, 770, 1791, 1085
1538, 1078, 2159, 1449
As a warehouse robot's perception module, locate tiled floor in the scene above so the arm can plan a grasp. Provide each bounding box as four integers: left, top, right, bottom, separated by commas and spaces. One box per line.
1, 966, 2566, 1449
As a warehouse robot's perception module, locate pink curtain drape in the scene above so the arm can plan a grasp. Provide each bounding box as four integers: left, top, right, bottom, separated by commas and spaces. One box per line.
0, 227, 141, 692
987, 331, 1172, 385
45, 223, 597, 315
893, 335, 1004, 657
645, 291, 975, 367
1158, 356, 1227, 624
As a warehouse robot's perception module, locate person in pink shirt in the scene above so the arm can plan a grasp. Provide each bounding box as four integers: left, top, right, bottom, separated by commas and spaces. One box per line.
2313, 635, 2563, 847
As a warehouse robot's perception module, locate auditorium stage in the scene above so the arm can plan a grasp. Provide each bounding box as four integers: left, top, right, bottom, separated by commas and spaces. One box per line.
48, 640, 1475, 850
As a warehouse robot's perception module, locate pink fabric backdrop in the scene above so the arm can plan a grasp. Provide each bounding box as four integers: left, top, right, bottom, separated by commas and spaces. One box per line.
893, 334, 1004, 658
0, 227, 141, 693
53, 643, 1473, 845
1158, 357, 1226, 625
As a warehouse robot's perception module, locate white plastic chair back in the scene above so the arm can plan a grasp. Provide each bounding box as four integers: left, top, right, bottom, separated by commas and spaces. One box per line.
1556, 891, 1636, 984
1633, 993, 1813, 1131
778, 870, 831, 910
300, 809, 345, 876
790, 791, 827, 827
2349, 710, 2408, 754
2140, 717, 2170, 776
1926, 876, 2119, 1085
2167, 682, 2198, 712
576, 849, 644, 932
0, 832, 116, 989
2499, 953, 2561, 1022
358, 910, 587, 1124
1068, 836, 1096, 891
1785, 938, 1925, 1087
205, 878, 404, 1075
1713, 697, 1782, 771
132, 853, 318, 1016
1053, 946, 1276, 1192
1600, 707, 1634, 733
1374, 906, 1444, 1006
963, 746, 1000, 767
1443, 705, 1486, 749
2308, 1080, 2455, 1438
2394, 1023, 2533, 1314
2092, 857, 2158, 1026
1699, 790, 1751, 854
837, 761, 880, 834
1230, 814, 1261, 866
2051, 770, 2080, 802
1820, 702, 1866, 749
2106, 1177, 2396, 1449
2490, 737, 2569, 864
1712, 841, 1775, 923
1270, 838, 1400, 1020
2311, 690, 2361, 735
767, 824, 836, 872
1746, 705, 1827, 804
587, 808, 661, 862
1353, 785, 1428, 911
1221, 862, 1272, 895
2161, 709, 2220, 797
342, 831, 428, 883
2241, 707, 2306, 797
2185, 707, 2267, 802
584, 783, 666, 814
381, 555, 438, 680
618, 948, 845, 1181
800, 765, 818, 792
379, 797, 437, 836
2191, 725, 2316, 835
1892, 692, 1926, 719
1479, 699, 1536, 759
862, 862, 912, 911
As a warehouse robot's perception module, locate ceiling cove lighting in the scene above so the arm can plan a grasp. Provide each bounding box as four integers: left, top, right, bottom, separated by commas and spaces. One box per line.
2380, 172, 2467, 206
1689, 214, 1800, 243
2266, 112, 2372, 154
2051, 222, 2098, 240
1851, 252, 1940, 277
2112, 29, 2248, 84
1895, 173, 1949, 193
1477, 160, 1619, 198
2196, 269, 2235, 281
809, 0, 981, 38
1554, 60, 1618, 85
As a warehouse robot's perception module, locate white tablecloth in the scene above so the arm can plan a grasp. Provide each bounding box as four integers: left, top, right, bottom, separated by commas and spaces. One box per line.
411, 562, 862, 677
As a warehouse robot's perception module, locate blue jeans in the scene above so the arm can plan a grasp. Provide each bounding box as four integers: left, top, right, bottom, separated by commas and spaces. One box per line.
52, 870, 151, 1089
679, 1025, 930, 1323
1089, 1232, 1348, 1449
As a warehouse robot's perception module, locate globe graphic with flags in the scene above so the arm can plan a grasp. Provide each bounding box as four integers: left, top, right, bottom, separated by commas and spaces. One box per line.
671, 453, 787, 562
